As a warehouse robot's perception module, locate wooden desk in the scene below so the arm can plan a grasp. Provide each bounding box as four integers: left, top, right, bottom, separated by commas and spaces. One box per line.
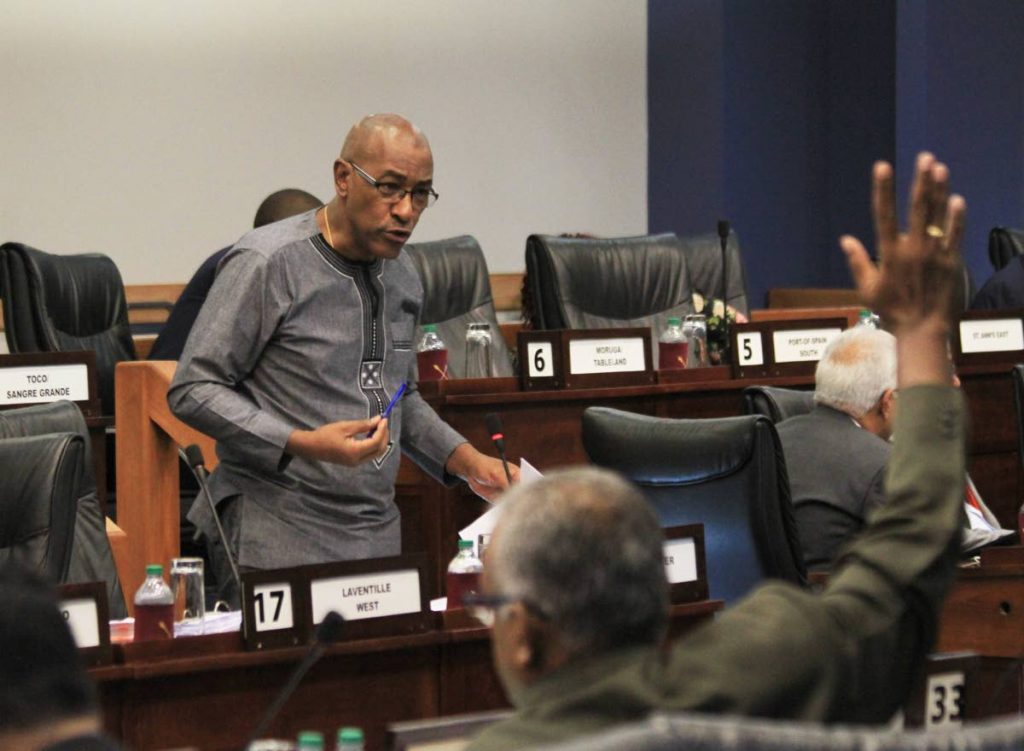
95, 601, 721, 751
115, 361, 1023, 602
938, 561, 1024, 658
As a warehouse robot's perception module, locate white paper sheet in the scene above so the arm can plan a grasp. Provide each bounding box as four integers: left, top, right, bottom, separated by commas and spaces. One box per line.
459, 458, 543, 541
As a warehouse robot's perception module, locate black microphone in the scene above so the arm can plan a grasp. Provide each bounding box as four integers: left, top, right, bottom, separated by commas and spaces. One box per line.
485, 412, 514, 485
717, 219, 730, 306
178, 444, 241, 602
245, 611, 346, 746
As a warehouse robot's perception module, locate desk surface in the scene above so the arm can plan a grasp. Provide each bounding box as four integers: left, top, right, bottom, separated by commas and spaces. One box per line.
94, 601, 722, 751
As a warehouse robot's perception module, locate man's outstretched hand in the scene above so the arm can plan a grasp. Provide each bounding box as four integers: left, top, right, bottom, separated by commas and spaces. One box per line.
840, 152, 966, 387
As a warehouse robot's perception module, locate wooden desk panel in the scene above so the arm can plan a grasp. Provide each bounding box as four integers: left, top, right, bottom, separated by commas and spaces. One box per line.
937, 565, 1024, 658
96, 603, 720, 751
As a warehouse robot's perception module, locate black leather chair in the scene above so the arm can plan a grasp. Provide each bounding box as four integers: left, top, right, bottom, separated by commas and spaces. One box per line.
680, 229, 750, 317
403, 235, 514, 378
742, 385, 815, 424
582, 407, 806, 602
0, 242, 137, 415
989, 227, 1024, 271
524, 233, 696, 333
0, 432, 82, 582
0, 401, 127, 616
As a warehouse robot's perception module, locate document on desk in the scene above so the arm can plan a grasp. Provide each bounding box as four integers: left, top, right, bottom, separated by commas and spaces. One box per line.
459, 458, 542, 542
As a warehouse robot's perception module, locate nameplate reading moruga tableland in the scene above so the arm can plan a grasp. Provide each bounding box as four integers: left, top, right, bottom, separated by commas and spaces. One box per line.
518, 328, 654, 391
663, 524, 707, 603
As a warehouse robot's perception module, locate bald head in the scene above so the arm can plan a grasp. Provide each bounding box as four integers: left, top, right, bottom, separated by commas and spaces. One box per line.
340, 113, 431, 165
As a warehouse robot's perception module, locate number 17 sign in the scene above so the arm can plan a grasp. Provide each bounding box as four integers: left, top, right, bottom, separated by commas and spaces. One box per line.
242, 569, 309, 650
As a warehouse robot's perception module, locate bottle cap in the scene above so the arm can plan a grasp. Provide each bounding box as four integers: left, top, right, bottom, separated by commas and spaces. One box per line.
859, 309, 871, 318
457, 539, 474, 550
423, 324, 437, 332
667, 316, 682, 326
297, 730, 323, 748
145, 564, 163, 576
337, 727, 364, 743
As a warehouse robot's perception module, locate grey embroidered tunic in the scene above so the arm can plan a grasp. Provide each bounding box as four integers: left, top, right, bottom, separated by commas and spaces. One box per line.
168, 209, 466, 569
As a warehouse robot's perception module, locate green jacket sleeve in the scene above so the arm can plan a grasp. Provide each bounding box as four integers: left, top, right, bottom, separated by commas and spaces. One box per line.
664, 385, 966, 722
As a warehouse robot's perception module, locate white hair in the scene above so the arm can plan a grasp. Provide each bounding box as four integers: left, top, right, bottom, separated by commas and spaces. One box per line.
813, 327, 897, 416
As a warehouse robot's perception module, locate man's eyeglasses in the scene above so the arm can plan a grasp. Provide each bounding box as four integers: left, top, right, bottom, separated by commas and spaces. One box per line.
349, 162, 439, 210
461, 592, 548, 628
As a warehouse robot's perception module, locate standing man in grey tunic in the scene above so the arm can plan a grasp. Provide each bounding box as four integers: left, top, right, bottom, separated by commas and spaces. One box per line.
168, 114, 516, 589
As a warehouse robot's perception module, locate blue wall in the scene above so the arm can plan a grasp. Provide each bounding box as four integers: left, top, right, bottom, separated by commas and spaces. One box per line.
649, 0, 1023, 307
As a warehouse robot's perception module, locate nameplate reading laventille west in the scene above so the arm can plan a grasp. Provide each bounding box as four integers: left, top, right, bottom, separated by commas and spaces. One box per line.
240, 554, 431, 651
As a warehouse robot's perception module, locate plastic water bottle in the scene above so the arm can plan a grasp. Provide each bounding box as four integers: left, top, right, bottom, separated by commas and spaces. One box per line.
417, 324, 449, 381
134, 564, 174, 641
446, 539, 483, 610
336, 727, 364, 751
658, 316, 689, 370
857, 308, 882, 329
297, 731, 324, 751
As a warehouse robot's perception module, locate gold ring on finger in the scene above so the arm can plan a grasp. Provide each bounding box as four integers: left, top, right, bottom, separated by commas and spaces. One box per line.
926, 225, 945, 239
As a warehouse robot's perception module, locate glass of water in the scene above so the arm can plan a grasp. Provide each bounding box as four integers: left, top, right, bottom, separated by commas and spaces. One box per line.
170, 556, 205, 635
464, 322, 494, 378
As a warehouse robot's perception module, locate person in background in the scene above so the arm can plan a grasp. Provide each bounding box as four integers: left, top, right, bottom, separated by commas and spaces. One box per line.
777, 328, 1013, 571
465, 152, 968, 750
147, 188, 322, 361
0, 564, 121, 751
775, 326, 897, 570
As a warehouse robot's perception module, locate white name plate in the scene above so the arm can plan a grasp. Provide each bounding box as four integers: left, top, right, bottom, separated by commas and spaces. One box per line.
959, 318, 1024, 354
772, 328, 841, 363
60, 597, 101, 649
310, 569, 421, 623
0, 363, 90, 406
663, 538, 698, 584
568, 337, 647, 375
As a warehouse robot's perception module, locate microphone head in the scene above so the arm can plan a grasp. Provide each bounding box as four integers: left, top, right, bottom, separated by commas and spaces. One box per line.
717, 219, 730, 241
485, 412, 504, 439
184, 444, 206, 470
315, 611, 345, 643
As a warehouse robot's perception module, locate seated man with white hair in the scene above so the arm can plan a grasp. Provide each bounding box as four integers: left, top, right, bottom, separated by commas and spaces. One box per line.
778, 326, 1013, 571
775, 326, 898, 571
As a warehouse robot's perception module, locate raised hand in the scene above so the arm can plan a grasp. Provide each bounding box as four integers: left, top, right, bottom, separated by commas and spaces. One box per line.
839, 152, 966, 387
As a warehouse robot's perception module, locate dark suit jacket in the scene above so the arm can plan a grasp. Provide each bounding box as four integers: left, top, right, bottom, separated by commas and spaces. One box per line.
775, 404, 890, 571
972, 255, 1024, 310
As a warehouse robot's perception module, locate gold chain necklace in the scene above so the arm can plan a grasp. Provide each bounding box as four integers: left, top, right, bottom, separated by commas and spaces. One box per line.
322, 206, 335, 248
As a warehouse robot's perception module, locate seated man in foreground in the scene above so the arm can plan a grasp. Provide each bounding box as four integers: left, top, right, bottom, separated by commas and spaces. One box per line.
0, 564, 121, 750
466, 153, 968, 750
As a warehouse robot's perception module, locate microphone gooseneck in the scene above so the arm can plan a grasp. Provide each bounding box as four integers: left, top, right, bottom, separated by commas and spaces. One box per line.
245, 610, 346, 746
717, 219, 730, 306
485, 412, 513, 485
178, 444, 242, 600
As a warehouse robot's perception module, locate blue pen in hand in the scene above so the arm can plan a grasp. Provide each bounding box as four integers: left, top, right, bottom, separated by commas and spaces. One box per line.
369, 382, 407, 438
